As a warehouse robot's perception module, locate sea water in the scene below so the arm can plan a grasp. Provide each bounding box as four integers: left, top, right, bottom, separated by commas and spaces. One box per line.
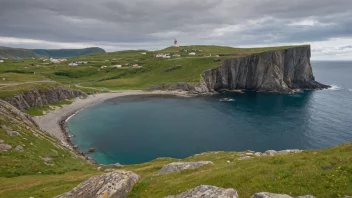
67, 61, 352, 164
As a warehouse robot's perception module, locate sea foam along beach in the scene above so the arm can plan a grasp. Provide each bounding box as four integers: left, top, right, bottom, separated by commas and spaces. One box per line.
33, 90, 192, 148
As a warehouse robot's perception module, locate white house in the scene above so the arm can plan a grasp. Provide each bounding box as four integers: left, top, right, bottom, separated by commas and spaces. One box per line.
68, 62, 78, 66
0, 60, 4, 63
50, 58, 67, 63
141, 52, 147, 55
155, 53, 171, 58
173, 54, 181, 57
112, 65, 122, 68
189, 52, 196, 55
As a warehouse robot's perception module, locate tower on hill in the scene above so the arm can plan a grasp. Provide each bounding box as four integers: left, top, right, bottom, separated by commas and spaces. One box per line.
174, 39, 179, 47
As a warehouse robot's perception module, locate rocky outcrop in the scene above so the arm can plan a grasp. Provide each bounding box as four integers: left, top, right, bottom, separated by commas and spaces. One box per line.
166, 185, 238, 198
158, 161, 214, 175
4, 87, 87, 111
56, 170, 140, 198
201, 46, 329, 94
251, 192, 315, 198
238, 149, 303, 160
150, 46, 329, 94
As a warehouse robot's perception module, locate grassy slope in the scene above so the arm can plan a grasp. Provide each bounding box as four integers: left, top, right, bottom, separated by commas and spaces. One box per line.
125, 144, 352, 198
0, 144, 351, 198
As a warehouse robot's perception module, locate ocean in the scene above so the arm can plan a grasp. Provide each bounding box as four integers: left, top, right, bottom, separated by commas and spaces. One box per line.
67, 61, 352, 165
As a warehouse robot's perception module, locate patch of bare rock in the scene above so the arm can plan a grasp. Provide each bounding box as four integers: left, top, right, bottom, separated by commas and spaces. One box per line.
2, 125, 20, 136
166, 187, 317, 198
56, 170, 140, 198
0, 142, 12, 151
251, 192, 315, 198
158, 161, 214, 175
166, 185, 238, 198
238, 149, 303, 160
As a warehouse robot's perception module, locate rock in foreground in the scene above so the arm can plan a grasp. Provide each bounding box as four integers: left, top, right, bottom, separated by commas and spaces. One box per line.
158, 161, 214, 175
251, 192, 315, 198
166, 185, 238, 198
56, 170, 140, 198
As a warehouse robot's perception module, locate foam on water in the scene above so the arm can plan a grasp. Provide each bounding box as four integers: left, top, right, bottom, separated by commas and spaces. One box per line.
327, 85, 342, 91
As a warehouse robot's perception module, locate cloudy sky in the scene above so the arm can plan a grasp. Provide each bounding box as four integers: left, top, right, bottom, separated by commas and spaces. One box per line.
0, 0, 352, 60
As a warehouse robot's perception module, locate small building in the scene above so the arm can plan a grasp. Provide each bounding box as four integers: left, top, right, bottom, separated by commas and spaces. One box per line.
173, 54, 181, 57
69, 62, 78, 66
141, 52, 147, 55
112, 65, 122, 68
132, 64, 139, 67
0, 60, 4, 63
100, 65, 107, 69
189, 52, 196, 55
50, 58, 67, 63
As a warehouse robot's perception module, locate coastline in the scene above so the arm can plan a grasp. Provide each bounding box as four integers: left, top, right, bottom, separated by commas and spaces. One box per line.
33, 90, 193, 151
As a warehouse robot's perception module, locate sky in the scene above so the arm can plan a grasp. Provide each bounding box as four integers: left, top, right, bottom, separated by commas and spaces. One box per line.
0, 0, 352, 60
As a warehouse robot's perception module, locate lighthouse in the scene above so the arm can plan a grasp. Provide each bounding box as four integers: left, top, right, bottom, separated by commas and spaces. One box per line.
174, 39, 178, 47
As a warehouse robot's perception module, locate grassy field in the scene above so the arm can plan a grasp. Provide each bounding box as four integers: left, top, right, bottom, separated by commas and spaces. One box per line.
0, 45, 308, 97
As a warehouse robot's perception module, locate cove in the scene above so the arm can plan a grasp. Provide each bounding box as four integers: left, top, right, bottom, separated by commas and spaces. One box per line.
67, 61, 352, 165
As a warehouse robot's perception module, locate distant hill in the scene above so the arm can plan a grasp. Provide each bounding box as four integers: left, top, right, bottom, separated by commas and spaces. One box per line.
0, 46, 39, 59
0, 46, 106, 59
33, 47, 106, 58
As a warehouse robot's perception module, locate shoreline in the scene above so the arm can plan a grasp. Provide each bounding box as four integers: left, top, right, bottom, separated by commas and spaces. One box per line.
33, 90, 194, 152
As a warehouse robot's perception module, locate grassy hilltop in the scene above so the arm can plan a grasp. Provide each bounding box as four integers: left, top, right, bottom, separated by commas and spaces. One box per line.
0, 45, 304, 97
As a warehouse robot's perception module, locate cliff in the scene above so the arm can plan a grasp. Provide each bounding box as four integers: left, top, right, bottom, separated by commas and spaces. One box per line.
4, 87, 87, 110
201, 46, 329, 94
150, 46, 329, 94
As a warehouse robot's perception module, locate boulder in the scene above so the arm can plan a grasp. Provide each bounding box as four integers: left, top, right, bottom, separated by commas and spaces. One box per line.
0, 143, 12, 151
88, 148, 96, 153
166, 185, 238, 198
158, 161, 214, 175
264, 150, 278, 156
2, 125, 20, 136
56, 170, 140, 198
251, 192, 315, 198
15, 145, 24, 151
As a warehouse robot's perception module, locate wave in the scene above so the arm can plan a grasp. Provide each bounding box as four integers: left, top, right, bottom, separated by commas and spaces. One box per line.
327, 85, 342, 91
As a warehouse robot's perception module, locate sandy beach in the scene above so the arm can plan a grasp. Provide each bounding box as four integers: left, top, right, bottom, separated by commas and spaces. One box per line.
33, 90, 192, 147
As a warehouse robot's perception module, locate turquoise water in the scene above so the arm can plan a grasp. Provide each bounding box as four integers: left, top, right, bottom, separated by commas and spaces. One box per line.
67, 61, 352, 165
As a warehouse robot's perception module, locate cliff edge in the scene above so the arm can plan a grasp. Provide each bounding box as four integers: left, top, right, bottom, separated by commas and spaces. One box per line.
201, 45, 330, 94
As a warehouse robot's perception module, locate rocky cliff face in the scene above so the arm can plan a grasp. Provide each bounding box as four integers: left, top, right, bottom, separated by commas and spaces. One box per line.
201, 46, 329, 94
150, 46, 329, 94
4, 87, 87, 111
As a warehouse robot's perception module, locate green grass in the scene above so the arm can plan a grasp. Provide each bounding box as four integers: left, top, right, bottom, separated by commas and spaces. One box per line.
125, 145, 352, 198
25, 99, 73, 116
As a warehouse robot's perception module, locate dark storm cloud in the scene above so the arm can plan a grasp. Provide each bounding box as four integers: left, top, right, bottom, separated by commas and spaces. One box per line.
0, 0, 352, 52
